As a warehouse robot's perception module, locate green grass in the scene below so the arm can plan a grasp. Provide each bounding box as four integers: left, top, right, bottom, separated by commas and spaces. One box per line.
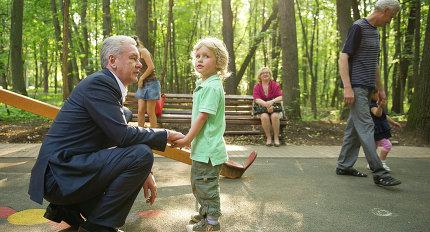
300, 106, 341, 122
1, 88, 62, 123
0, 105, 51, 123
27, 88, 64, 107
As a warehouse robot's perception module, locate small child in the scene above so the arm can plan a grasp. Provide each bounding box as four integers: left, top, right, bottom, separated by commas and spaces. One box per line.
367, 89, 401, 171
174, 37, 229, 232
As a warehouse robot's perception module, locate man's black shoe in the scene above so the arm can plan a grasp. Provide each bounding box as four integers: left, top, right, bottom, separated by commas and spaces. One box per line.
336, 167, 367, 177
44, 203, 84, 228
373, 176, 401, 187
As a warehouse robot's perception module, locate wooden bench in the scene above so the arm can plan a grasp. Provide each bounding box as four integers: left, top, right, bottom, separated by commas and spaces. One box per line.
125, 93, 287, 136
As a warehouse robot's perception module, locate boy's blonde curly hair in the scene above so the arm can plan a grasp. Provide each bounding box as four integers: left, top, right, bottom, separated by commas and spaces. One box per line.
191, 37, 230, 78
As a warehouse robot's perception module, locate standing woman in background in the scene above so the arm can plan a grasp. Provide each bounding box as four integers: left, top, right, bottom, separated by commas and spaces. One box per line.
134, 36, 160, 128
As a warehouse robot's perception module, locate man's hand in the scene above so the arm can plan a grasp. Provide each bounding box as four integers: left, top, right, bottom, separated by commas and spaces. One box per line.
171, 137, 191, 149
143, 173, 157, 205
378, 98, 387, 108
378, 90, 387, 101
167, 130, 185, 144
392, 121, 401, 129
343, 87, 355, 105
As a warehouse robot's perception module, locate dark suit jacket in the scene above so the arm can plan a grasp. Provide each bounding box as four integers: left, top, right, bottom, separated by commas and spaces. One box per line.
28, 69, 167, 204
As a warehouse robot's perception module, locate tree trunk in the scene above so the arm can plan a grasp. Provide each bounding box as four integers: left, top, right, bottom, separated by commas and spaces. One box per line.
261, 0, 268, 66
247, 1, 257, 95
61, 0, 71, 100
61, 0, 76, 94
351, 0, 360, 20
407, 10, 430, 144
399, 1, 418, 105
411, 0, 421, 102
183, 1, 201, 93
149, 0, 156, 54
0, 14, 6, 89
135, 0, 153, 54
10, 0, 27, 95
382, 26, 389, 95
336, 0, 353, 49
279, 0, 301, 120
33, 42, 39, 89
50, 0, 62, 94
297, 0, 319, 118
391, 15, 402, 113
270, 18, 281, 82
336, 0, 353, 120
81, 0, 91, 75
0, 49, 7, 89
54, 50, 58, 94
296, 0, 308, 106
229, 4, 278, 94
222, 0, 237, 94
161, 0, 173, 90
42, 44, 49, 93
311, 2, 320, 118
320, 52, 330, 106
102, 0, 112, 38
406, 0, 419, 104
172, 10, 179, 94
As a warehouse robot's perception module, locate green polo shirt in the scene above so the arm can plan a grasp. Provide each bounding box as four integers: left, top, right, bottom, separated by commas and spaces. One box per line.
190, 74, 228, 166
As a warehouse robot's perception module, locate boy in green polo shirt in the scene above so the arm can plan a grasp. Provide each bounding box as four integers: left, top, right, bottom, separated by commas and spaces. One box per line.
173, 37, 229, 231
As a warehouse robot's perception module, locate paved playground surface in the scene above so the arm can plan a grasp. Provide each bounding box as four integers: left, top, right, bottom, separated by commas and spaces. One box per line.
0, 143, 429, 231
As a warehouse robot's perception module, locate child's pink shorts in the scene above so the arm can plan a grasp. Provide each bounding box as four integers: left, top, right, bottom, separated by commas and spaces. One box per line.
376, 138, 392, 152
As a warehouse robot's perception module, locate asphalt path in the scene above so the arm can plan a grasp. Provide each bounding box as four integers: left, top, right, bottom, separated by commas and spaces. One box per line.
1, 150, 429, 231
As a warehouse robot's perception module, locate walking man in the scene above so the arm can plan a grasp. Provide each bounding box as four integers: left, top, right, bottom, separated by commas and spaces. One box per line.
336, 0, 401, 187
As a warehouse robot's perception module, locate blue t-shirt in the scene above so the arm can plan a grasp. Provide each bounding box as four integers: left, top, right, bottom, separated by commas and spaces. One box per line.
370, 100, 391, 141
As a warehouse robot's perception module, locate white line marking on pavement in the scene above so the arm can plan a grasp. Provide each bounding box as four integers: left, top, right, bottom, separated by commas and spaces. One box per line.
295, 160, 304, 172
371, 208, 393, 217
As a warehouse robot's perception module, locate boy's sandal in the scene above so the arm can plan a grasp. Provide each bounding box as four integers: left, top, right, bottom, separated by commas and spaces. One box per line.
336, 168, 368, 177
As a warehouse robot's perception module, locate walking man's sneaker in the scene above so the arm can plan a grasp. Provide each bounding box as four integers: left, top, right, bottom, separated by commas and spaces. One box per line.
373, 176, 401, 186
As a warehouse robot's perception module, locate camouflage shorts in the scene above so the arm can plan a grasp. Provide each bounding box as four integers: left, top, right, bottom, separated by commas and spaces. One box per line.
191, 160, 222, 219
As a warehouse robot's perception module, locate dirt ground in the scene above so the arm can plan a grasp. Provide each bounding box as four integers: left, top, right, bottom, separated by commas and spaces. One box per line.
0, 119, 427, 147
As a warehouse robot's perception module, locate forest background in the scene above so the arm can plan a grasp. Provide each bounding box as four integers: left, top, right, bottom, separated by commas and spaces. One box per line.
1, 0, 430, 144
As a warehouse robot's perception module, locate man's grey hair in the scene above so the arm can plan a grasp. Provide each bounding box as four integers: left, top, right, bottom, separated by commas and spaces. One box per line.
375, 0, 401, 12
100, 35, 137, 68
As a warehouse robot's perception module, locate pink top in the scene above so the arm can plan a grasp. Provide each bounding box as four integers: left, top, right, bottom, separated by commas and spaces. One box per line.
253, 80, 283, 101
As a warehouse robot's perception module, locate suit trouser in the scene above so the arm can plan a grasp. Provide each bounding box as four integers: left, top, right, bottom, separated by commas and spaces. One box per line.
44, 144, 154, 228
191, 160, 222, 219
337, 87, 389, 178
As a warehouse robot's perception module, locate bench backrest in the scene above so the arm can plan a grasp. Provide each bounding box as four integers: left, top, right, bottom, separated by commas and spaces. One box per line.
125, 93, 255, 116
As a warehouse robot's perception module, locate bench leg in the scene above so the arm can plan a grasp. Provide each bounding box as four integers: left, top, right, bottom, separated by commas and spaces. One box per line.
279, 124, 286, 145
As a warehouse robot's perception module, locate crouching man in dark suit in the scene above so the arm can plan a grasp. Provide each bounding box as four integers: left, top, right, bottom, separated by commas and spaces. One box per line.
28, 35, 184, 232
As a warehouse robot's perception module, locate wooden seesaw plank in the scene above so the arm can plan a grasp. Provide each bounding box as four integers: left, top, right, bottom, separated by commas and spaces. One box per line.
0, 88, 256, 178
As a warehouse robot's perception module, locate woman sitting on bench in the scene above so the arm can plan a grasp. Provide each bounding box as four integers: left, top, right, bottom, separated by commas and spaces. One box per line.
252, 67, 283, 147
